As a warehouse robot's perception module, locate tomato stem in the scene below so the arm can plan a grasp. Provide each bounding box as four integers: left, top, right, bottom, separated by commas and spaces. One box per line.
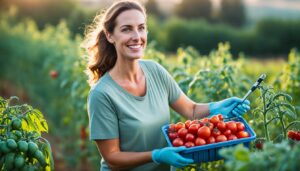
261, 87, 270, 141
285, 121, 300, 132
277, 106, 286, 139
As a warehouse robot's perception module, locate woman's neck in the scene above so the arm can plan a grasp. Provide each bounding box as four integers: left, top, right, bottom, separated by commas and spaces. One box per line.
109, 59, 143, 84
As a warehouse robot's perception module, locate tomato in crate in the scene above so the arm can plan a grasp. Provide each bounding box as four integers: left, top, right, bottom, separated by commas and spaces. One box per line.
162, 116, 256, 163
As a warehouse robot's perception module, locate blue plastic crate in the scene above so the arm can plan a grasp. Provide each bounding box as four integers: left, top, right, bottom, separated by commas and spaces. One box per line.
162, 117, 256, 163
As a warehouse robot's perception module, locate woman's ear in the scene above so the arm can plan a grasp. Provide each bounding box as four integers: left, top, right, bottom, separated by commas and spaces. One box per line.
105, 31, 115, 44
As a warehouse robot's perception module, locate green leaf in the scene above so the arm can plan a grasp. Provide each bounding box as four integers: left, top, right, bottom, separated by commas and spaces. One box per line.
279, 102, 297, 118
28, 112, 48, 133
39, 138, 54, 171
24, 113, 40, 135
40, 120, 49, 133
272, 93, 293, 102
234, 145, 250, 162
32, 109, 43, 118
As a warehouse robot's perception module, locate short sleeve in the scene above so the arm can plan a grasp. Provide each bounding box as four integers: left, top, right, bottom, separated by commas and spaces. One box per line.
154, 62, 182, 104
87, 90, 119, 140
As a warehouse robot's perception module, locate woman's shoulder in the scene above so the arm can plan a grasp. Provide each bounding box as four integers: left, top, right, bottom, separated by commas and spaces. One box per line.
89, 74, 112, 96
139, 59, 162, 71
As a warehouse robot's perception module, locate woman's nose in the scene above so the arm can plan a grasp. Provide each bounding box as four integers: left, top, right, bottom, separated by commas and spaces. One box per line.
131, 29, 140, 40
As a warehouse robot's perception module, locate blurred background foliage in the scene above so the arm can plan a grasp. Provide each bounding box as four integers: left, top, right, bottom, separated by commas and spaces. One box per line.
1, 0, 300, 170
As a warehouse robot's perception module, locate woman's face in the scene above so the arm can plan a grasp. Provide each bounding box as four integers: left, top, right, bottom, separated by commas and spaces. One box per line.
107, 9, 147, 60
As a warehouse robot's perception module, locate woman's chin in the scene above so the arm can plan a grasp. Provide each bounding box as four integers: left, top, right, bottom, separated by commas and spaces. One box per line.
128, 53, 144, 59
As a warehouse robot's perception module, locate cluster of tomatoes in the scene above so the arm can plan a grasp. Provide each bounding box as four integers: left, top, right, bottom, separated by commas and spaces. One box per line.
167, 114, 250, 148
287, 130, 300, 141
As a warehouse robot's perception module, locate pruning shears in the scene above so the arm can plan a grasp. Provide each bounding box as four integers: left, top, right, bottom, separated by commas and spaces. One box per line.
225, 74, 267, 120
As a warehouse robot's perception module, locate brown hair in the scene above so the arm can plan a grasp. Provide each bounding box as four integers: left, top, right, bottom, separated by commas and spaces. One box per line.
82, 0, 146, 86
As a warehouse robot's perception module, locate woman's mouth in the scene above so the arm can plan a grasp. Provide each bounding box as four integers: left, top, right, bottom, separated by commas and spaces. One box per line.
128, 44, 143, 50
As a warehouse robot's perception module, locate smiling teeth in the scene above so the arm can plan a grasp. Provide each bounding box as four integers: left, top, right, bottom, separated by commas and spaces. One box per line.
128, 45, 141, 49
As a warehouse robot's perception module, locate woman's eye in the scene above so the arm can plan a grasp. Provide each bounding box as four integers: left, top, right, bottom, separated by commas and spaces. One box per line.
122, 28, 130, 32
139, 26, 145, 31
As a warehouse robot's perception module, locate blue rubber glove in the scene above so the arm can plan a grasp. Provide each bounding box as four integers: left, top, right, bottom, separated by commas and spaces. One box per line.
209, 97, 250, 117
152, 146, 194, 168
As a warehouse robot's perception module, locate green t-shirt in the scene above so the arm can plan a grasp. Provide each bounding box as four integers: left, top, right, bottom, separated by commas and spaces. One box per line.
87, 59, 182, 171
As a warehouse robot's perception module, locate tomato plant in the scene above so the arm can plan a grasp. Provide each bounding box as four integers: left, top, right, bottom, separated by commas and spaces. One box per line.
253, 84, 300, 141
220, 141, 300, 171
0, 96, 54, 171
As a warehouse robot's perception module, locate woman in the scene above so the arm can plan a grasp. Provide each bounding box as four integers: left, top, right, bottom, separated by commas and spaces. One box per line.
82, 1, 250, 171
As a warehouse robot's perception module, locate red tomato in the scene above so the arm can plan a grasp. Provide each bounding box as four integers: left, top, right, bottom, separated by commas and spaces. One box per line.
172, 138, 184, 147
50, 70, 58, 79
217, 121, 226, 132
197, 126, 211, 139
206, 136, 216, 144
217, 114, 223, 121
236, 122, 245, 132
210, 115, 220, 126
185, 120, 192, 129
296, 132, 300, 141
226, 121, 237, 133
191, 120, 201, 125
203, 122, 214, 131
168, 124, 176, 132
185, 133, 195, 142
236, 131, 249, 138
287, 130, 296, 140
184, 141, 195, 148
223, 129, 232, 137
227, 134, 238, 140
168, 132, 178, 141
80, 126, 88, 140
287, 130, 300, 140
178, 128, 188, 139
216, 135, 227, 142
191, 120, 204, 127
201, 118, 209, 123
175, 122, 185, 131
195, 137, 206, 146
188, 124, 200, 135
256, 142, 263, 149
212, 128, 221, 137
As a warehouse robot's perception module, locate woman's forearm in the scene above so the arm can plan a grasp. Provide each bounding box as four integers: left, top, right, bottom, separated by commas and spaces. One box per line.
192, 103, 210, 120
106, 151, 153, 170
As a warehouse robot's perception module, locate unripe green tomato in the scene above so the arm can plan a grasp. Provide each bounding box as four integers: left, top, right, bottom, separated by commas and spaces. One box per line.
7, 139, 18, 150
28, 141, 38, 156
14, 154, 25, 168
13, 130, 23, 139
12, 118, 22, 130
34, 150, 47, 167
0, 141, 11, 154
5, 152, 15, 170
18, 140, 28, 153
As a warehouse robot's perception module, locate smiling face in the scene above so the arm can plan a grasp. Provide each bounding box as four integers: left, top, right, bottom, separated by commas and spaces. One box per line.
106, 9, 147, 61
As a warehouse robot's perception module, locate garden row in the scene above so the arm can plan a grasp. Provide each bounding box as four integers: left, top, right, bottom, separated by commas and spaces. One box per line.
1, 12, 300, 170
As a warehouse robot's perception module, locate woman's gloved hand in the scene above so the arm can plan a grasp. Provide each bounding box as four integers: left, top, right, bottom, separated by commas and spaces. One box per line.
209, 97, 250, 117
152, 146, 194, 168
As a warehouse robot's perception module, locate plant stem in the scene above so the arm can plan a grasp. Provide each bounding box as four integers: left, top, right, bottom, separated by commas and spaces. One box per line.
285, 121, 300, 132
280, 117, 286, 139
262, 88, 270, 141
266, 116, 279, 125
278, 108, 286, 139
